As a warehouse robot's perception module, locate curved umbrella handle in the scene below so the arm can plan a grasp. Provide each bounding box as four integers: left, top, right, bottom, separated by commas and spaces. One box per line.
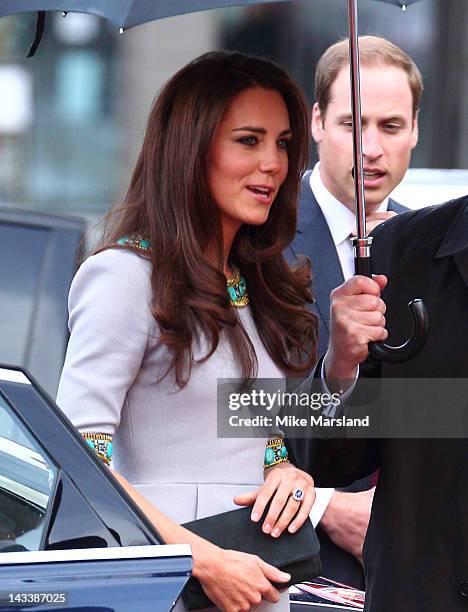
369, 298, 429, 363
353, 244, 430, 363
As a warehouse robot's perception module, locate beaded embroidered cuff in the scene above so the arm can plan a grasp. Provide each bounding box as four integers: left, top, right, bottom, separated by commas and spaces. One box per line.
263, 437, 289, 470
82, 433, 113, 466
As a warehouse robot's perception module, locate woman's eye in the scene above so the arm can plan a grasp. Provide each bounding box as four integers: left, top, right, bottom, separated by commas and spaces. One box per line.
277, 138, 290, 151
238, 135, 258, 146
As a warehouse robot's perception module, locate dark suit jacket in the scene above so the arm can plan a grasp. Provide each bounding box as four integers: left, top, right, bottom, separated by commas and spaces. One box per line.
288, 195, 468, 611
288, 171, 407, 358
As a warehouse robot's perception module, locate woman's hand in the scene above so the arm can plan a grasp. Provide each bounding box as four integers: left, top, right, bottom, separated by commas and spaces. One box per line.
192, 539, 290, 612
234, 462, 315, 537
111, 471, 289, 611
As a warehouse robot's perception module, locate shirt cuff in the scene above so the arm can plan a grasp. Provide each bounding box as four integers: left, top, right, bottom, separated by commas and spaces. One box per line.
320, 360, 359, 417
310, 487, 334, 527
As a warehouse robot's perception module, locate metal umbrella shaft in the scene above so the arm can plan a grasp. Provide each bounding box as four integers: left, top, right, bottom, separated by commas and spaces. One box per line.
348, 0, 373, 278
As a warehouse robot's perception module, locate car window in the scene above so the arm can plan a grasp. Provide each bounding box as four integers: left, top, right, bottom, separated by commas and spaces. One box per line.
0, 394, 58, 552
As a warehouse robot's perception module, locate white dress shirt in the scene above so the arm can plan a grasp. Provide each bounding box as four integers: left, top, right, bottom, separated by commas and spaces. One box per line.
308, 163, 388, 526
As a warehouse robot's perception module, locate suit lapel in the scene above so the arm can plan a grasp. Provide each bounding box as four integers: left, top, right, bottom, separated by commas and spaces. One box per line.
388, 198, 408, 214
292, 174, 344, 333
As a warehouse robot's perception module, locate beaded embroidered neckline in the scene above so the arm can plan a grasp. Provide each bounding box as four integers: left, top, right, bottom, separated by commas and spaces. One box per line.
117, 235, 249, 307
226, 268, 249, 307
117, 234, 151, 252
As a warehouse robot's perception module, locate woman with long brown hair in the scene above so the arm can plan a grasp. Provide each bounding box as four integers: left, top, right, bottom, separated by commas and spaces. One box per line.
57, 51, 318, 611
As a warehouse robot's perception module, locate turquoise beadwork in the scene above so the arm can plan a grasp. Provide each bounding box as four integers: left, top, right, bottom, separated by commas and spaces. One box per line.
227, 277, 248, 305
117, 235, 151, 252
263, 437, 289, 469
265, 447, 275, 465
116, 236, 249, 307
82, 433, 113, 466
226, 269, 249, 307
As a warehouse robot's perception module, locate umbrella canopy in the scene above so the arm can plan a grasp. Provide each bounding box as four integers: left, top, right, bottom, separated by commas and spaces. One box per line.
377, 0, 420, 6
0, 0, 423, 28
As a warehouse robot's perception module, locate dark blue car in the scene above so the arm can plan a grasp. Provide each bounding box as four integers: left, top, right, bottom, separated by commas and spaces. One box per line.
0, 365, 192, 611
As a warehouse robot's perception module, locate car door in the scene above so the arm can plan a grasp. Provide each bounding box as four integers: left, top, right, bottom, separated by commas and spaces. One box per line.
0, 365, 192, 611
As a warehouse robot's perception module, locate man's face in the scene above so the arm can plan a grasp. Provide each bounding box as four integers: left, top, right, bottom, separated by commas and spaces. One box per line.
312, 64, 419, 212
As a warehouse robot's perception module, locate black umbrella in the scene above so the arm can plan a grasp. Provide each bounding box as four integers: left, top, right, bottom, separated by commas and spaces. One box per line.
0, 0, 428, 361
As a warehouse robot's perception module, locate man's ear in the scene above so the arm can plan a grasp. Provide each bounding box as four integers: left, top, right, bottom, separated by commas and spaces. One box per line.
410, 110, 419, 149
311, 102, 324, 144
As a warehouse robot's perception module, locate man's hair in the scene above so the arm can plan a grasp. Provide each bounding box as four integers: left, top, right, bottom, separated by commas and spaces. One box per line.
315, 35, 423, 118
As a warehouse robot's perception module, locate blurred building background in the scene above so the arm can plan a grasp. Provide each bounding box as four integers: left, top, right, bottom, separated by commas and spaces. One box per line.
0, 0, 467, 225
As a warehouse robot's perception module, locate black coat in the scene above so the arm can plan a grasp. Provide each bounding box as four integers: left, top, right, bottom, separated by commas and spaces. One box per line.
288, 195, 468, 611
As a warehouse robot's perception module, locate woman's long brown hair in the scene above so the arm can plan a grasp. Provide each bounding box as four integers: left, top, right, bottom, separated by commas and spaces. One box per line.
102, 51, 317, 387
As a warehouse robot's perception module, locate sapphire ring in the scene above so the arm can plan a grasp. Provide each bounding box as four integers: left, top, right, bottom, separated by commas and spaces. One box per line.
292, 488, 304, 502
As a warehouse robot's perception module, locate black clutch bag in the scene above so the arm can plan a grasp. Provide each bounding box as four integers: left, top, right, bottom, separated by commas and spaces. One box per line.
182, 506, 321, 610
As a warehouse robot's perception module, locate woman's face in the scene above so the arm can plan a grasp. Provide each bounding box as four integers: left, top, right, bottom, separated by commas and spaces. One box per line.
209, 87, 291, 244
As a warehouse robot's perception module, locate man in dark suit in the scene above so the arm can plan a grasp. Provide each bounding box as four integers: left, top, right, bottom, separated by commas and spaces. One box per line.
288, 36, 422, 587
291, 195, 468, 611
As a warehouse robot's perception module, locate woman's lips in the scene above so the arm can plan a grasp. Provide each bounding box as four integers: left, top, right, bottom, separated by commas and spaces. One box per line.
246, 185, 274, 204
